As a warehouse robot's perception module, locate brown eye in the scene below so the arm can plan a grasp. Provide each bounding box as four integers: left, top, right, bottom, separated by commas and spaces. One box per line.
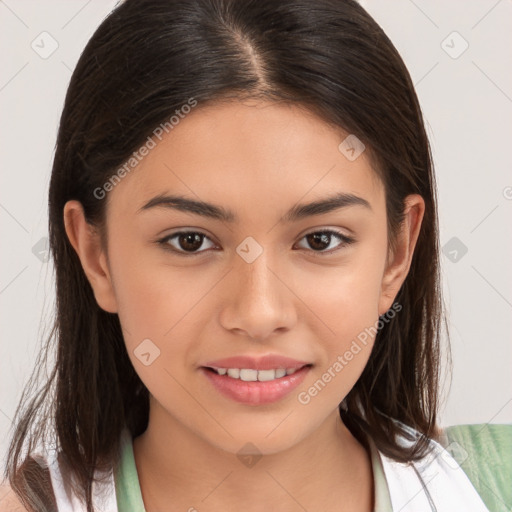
296, 230, 355, 253
177, 233, 204, 251
306, 232, 331, 251
159, 231, 216, 254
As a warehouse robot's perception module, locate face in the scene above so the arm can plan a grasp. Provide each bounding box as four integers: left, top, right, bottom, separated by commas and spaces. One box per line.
65, 99, 423, 455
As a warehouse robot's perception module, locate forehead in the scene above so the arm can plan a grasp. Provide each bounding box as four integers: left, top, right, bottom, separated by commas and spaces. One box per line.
106, 99, 384, 219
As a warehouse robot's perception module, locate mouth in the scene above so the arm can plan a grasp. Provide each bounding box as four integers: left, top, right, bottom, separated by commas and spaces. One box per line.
200, 364, 313, 405
202, 364, 313, 381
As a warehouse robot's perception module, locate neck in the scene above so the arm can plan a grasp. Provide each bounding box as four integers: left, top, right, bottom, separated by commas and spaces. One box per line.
133, 402, 374, 512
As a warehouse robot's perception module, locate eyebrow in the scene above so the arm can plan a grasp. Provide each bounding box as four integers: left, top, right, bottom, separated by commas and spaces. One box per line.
138, 192, 371, 223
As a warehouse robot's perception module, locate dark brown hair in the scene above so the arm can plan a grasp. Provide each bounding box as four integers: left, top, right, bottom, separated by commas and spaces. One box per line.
3, 0, 449, 510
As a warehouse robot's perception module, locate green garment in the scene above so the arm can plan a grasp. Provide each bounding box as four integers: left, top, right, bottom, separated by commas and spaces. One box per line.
114, 431, 146, 511
440, 423, 512, 512
113, 430, 393, 511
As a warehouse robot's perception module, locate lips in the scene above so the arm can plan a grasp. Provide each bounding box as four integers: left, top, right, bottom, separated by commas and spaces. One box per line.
201, 354, 311, 371
201, 364, 312, 405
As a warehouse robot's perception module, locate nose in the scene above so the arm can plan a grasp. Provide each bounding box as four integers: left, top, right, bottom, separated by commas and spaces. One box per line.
218, 248, 297, 341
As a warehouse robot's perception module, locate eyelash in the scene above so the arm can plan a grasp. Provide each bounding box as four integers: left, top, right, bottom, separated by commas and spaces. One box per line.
156, 229, 355, 257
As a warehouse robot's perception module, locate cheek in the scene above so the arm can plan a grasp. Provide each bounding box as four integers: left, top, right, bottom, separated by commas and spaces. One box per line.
110, 259, 200, 402
300, 246, 386, 334
113, 268, 172, 339
108, 230, 202, 335
295, 241, 387, 383
109, 244, 219, 379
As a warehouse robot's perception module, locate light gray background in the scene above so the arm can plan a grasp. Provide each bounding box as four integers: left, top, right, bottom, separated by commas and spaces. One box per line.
1, 0, 511, 466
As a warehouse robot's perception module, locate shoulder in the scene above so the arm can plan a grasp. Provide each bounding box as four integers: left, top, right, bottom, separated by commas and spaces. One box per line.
0, 483, 30, 512
0, 453, 58, 512
439, 423, 512, 511
374, 420, 494, 511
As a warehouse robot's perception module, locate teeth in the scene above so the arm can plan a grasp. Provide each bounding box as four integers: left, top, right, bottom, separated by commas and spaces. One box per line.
227, 368, 240, 379
212, 367, 301, 381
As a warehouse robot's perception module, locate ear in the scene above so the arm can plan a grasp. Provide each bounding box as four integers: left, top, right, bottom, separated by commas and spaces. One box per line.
63, 200, 118, 313
378, 194, 425, 316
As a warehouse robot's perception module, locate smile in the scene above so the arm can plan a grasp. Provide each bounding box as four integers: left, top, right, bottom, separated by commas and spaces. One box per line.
201, 365, 312, 405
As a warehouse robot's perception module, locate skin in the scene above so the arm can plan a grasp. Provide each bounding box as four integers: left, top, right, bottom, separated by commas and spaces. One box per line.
63, 99, 424, 512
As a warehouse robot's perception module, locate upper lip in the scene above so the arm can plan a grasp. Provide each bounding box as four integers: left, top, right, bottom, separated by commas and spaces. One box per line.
202, 354, 312, 371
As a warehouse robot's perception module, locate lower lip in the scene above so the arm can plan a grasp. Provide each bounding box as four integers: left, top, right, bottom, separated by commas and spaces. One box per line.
201, 366, 311, 405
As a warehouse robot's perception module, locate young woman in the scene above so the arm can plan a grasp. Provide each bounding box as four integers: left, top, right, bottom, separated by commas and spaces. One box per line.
2, 0, 509, 511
